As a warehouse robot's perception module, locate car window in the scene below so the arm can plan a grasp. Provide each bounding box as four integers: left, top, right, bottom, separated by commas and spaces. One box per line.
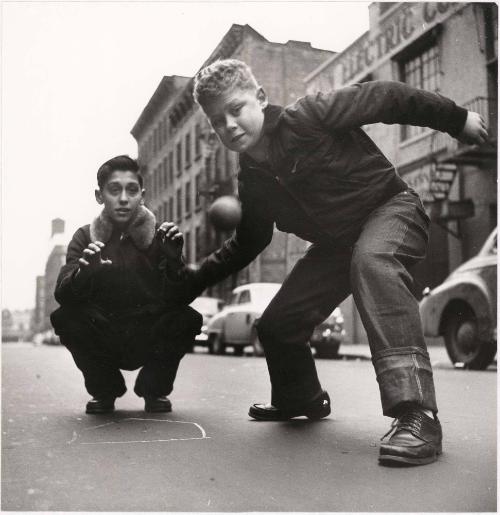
238, 290, 251, 304
190, 297, 222, 315
229, 293, 239, 305
489, 236, 497, 255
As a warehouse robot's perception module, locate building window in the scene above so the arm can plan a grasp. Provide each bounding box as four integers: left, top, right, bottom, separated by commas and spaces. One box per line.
176, 187, 182, 222
168, 196, 174, 222
185, 180, 191, 217
185, 133, 191, 167
155, 167, 160, 198
162, 157, 168, 188
158, 162, 164, 191
195, 173, 202, 209
195, 124, 202, 158
195, 225, 202, 261
163, 200, 168, 222
379, 2, 396, 15
214, 148, 222, 181
168, 152, 174, 184
176, 142, 182, 176
400, 42, 440, 141
184, 230, 191, 263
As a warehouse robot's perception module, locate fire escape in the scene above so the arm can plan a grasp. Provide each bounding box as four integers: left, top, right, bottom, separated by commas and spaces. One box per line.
428, 96, 497, 237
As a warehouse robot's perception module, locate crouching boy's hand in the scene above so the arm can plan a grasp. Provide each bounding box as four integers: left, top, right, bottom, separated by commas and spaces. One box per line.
78, 241, 112, 276
458, 111, 488, 145
157, 222, 184, 262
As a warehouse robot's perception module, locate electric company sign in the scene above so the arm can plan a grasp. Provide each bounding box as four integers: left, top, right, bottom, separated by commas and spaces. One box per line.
307, 3, 463, 92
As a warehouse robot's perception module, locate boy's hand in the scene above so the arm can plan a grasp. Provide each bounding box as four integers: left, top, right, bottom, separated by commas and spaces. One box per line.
157, 222, 184, 261
457, 111, 488, 145
78, 241, 112, 275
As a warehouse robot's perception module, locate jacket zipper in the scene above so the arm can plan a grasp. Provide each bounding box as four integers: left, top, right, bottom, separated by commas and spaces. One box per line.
248, 163, 334, 242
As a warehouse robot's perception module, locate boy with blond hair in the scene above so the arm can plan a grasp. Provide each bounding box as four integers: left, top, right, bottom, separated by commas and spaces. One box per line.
184, 59, 487, 465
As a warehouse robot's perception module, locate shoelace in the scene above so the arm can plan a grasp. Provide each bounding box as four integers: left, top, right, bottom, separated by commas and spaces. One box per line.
381, 409, 424, 441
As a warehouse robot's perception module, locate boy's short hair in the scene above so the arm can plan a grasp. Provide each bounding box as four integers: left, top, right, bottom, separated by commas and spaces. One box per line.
193, 59, 259, 108
97, 155, 143, 190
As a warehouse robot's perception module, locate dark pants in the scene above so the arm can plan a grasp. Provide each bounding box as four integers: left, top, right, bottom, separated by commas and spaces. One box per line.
51, 305, 202, 399
257, 190, 437, 417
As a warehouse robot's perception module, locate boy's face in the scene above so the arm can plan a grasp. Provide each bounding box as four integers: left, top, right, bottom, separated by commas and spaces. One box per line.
95, 170, 144, 227
203, 86, 268, 154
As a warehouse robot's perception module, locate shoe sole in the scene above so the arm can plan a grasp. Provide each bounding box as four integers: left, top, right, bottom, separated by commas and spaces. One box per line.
144, 405, 172, 413
86, 407, 115, 414
248, 405, 331, 421
379, 447, 442, 466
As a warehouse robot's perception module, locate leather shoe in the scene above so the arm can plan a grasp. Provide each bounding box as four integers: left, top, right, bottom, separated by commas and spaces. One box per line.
86, 397, 115, 414
379, 406, 442, 465
144, 396, 172, 413
249, 390, 331, 421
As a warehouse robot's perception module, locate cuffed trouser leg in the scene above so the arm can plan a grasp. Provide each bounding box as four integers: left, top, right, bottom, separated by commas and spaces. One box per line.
133, 306, 202, 398
257, 245, 352, 409
371, 347, 437, 416
350, 190, 438, 417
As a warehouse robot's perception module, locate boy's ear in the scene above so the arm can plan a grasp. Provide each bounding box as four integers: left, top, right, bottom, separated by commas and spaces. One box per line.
95, 189, 104, 204
257, 87, 268, 109
140, 189, 146, 204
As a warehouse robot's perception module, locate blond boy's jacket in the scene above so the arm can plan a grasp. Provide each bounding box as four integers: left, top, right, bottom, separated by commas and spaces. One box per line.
182, 81, 468, 302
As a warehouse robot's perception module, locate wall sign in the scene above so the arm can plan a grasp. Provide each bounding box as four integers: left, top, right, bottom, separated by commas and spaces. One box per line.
307, 2, 462, 92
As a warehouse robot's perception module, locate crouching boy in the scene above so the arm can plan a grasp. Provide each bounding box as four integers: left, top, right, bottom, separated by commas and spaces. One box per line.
51, 155, 202, 414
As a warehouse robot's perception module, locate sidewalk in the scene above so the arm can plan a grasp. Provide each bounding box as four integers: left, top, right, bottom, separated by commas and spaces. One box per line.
339, 339, 497, 370
341, 340, 450, 366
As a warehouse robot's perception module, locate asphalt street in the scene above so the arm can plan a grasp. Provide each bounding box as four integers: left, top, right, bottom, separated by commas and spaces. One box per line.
2, 341, 497, 513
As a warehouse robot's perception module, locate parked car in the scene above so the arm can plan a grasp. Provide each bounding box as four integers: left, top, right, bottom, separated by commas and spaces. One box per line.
419, 228, 497, 370
205, 282, 345, 357
310, 307, 346, 359
189, 296, 225, 349
40, 329, 60, 345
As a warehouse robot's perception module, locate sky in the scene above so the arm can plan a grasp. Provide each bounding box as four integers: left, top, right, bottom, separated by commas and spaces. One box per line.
1, 0, 371, 311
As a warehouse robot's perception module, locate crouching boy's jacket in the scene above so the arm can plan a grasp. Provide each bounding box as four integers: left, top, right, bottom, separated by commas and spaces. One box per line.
54, 207, 185, 317
182, 81, 468, 300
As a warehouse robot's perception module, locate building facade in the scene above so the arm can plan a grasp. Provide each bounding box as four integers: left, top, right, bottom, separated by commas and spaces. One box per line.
305, 2, 497, 342
131, 24, 334, 301
2, 309, 33, 342
33, 218, 67, 334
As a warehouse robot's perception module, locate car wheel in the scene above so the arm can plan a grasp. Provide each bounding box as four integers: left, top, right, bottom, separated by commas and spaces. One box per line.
233, 347, 244, 356
443, 306, 496, 370
251, 329, 265, 357
211, 333, 226, 355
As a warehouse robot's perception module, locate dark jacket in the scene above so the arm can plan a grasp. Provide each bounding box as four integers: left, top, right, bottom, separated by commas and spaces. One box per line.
186, 81, 468, 299
54, 207, 183, 317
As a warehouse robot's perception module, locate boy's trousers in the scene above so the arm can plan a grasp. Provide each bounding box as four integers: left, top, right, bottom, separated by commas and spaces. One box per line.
51, 305, 202, 399
257, 189, 438, 417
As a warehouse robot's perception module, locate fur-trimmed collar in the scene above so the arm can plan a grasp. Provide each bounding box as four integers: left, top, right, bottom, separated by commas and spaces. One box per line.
90, 206, 157, 250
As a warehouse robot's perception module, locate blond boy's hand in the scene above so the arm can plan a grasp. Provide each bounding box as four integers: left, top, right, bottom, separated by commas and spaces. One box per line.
78, 241, 112, 275
157, 222, 184, 262
457, 111, 488, 145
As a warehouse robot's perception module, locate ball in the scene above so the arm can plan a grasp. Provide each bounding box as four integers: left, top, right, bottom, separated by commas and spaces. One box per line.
208, 195, 242, 231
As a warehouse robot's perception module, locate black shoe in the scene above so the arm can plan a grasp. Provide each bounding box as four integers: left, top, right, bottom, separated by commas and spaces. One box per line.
144, 396, 172, 413
86, 397, 116, 414
248, 391, 331, 421
379, 407, 442, 466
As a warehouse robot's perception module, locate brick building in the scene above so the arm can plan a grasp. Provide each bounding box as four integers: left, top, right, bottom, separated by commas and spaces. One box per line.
131, 24, 334, 301
305, 2, 497, 343
33, 218, 67, 334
